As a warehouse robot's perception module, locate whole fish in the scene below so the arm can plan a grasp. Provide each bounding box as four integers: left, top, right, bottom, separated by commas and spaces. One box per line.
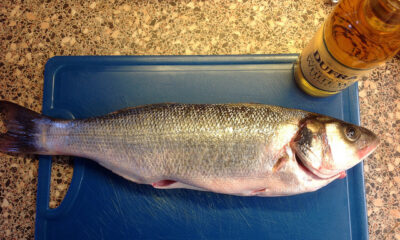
0, 101, 378, 196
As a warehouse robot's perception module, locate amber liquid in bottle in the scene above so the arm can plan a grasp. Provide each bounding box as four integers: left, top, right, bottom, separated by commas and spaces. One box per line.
294, 0, 400, 97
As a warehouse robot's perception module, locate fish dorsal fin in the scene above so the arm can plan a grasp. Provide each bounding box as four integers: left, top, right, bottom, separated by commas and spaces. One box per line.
107, 103, 179, 115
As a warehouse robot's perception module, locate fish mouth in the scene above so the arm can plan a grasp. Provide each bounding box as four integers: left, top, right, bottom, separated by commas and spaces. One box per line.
294, 152, 342, 180
358, 139, 379, 160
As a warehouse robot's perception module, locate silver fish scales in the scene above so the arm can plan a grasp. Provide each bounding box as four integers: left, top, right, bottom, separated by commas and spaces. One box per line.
0, 101, 378, 196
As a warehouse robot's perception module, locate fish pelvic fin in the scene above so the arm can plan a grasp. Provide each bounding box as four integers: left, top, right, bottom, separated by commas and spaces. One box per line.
0, 100, 50, 154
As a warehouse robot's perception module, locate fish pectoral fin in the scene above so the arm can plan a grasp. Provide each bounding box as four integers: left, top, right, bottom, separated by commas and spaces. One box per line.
249, 188, 267, 196
151, 180, 177, 188
338, 171, 347, 179
272, 156, 289, 173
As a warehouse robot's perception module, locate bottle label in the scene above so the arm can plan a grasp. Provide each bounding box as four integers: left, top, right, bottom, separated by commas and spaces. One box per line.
299, 27, 372, 92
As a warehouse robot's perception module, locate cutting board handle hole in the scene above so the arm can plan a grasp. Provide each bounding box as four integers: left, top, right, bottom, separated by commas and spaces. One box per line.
0, 111, 5, 134
49, 156, 74, 209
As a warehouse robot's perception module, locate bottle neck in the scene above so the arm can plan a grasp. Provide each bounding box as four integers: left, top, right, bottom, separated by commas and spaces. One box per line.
364, 0, 400, 32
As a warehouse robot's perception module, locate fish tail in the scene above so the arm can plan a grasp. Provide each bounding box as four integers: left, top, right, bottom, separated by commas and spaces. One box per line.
0, 100, 50, 154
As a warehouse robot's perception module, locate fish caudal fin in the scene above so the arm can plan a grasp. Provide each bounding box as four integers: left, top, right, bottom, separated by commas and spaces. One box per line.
0, 101, 49, 154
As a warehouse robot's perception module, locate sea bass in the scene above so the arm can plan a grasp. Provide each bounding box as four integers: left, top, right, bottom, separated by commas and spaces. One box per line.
0, 101, 378, 196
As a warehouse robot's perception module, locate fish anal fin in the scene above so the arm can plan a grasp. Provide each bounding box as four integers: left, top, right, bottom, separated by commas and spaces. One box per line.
151, 180, 207, 191
152, 180, 177, 188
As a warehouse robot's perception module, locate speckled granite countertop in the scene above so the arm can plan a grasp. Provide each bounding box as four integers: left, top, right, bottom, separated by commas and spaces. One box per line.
0, 0, 399, 239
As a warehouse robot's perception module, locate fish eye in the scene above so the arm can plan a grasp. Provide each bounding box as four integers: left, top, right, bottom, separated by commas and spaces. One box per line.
344, 125, 360, 141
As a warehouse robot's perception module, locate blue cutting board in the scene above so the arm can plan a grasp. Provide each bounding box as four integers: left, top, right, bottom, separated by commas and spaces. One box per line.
35, 55, 368, 240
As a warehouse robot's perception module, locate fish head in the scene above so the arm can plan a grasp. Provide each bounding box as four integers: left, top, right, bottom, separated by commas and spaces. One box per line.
291, 116, 379, 179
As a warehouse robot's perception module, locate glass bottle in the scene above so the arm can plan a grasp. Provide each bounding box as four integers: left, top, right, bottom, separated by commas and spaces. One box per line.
294, 0, 400, 97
